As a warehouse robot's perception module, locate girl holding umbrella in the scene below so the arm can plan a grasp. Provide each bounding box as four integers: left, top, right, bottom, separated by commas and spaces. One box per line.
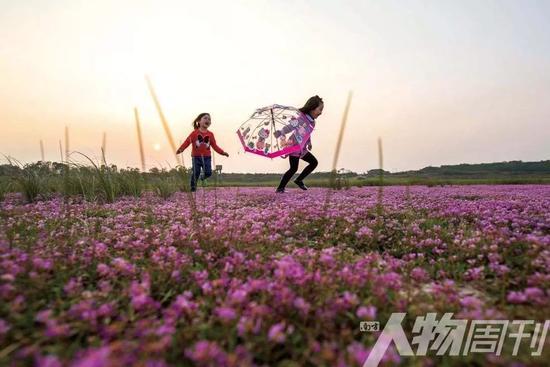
275, 95, 323, 193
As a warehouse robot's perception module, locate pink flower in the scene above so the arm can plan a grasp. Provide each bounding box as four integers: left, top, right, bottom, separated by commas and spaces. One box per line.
171, 270, 180, 280
524, 287, 544, 301
356, 305, 377, 320
274, 256, 305, 282
507, 291, 527, 304
63, 278, 81, 296
464, 266, 485, 281
356, 226, 373, 238
237, 316, 252, 336
45, 322, 71, 338
93, 242, 107, 256
268, 322, 286, 343
1, 273, 15, 282
155, 324, 175, 336
97, 303, 115, 318
347, 342, 369, 365
342, 291, 359, 306
35, 355, 62, 367
35, 309, 53, 323
32, 258, 53, 271
185, 340, 226, 364
460, 296, 483, 310
320, 253, 335, 266
410, 267, 429, 282
293, 297, 311, 315
112, 257, 134, 275
131, 294, 150, 310
172, 295, 197, 315
96, 263, 110, 277
377, 272, 402, 289
71, 346, 111, 367
215, 307, 237, 322
229, 289, 248, 304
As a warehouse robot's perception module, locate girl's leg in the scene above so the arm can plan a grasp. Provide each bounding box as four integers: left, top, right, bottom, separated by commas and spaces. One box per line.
295, 152, 318, 183
277, 156, 299, 191
190, 157, 202, 192
203, 156, 212, 179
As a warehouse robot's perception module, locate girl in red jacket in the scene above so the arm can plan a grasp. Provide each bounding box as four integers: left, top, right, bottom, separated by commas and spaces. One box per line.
176, 113, 229, 192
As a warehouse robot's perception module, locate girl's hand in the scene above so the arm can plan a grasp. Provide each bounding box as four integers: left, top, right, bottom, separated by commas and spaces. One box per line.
223, 152, 229, 157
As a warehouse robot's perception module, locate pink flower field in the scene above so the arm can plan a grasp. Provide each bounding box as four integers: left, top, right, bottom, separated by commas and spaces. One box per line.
1, 185, 549, 366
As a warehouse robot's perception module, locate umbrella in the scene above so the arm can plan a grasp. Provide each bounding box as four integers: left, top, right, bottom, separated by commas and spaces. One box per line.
236, 104, 314, 158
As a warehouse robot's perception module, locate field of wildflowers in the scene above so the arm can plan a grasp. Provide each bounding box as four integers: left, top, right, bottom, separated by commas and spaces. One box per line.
1, 185, 549, 366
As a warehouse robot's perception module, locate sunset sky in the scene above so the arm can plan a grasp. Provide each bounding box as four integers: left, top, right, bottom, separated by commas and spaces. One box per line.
1, 0, 549, 173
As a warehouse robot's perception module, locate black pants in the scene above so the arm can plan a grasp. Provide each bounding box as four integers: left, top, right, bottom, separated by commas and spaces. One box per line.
277, 152, 318, 190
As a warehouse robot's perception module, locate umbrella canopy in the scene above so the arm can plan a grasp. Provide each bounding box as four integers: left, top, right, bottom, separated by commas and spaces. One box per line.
237, 104, 314, 158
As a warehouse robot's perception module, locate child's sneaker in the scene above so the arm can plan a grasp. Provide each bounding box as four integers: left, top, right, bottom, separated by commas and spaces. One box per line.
293, 180, 308, 190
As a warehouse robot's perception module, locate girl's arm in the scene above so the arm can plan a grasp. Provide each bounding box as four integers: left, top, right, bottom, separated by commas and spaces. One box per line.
274, 124, 294, 138
210, 134, 228, 156
176, 131, 194, 154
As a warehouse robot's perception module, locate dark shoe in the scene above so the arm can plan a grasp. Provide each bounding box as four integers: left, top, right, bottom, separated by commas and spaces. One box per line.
294, 180, 308, 190
275, 188, 285, 193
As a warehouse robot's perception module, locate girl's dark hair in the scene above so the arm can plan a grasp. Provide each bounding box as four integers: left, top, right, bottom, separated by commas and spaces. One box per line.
299, 95, 324, 115
193, 113, 210, 129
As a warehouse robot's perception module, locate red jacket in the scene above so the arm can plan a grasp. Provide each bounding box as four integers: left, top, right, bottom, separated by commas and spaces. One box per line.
176, 129, 226, 157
